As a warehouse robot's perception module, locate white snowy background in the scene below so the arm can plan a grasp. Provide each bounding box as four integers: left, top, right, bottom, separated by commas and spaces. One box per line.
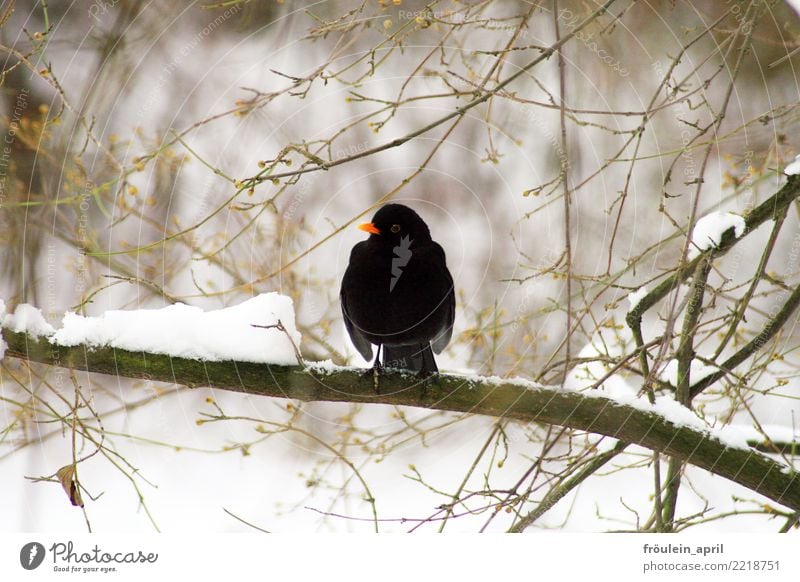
1, 0, 800, 533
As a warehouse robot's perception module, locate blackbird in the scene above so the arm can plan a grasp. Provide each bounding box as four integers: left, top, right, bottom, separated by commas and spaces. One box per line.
340, 203, 455, 376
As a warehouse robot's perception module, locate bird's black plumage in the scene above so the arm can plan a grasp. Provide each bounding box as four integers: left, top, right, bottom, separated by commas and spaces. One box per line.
340, 204, 455, 375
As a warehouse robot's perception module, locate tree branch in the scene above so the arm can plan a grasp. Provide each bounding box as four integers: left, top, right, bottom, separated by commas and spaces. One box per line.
3, 329, 799, 511
627, 176, 800, 327
627, 174, 800, 398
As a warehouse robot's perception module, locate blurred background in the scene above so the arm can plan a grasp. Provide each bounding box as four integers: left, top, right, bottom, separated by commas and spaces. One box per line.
1, 0, 800, 532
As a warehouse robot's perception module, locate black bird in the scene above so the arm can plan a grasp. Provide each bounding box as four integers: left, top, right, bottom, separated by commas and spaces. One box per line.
340, 204, 455, 376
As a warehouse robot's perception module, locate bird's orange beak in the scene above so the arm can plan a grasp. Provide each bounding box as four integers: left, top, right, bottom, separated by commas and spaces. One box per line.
358, 222, 381, 235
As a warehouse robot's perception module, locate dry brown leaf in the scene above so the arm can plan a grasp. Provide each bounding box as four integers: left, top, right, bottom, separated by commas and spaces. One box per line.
56, 464, 84, 508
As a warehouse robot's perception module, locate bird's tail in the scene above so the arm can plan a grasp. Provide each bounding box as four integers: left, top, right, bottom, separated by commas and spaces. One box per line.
383, 343, 438, 374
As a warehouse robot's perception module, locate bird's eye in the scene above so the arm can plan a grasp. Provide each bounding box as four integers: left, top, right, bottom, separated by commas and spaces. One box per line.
390, 224, 401, 233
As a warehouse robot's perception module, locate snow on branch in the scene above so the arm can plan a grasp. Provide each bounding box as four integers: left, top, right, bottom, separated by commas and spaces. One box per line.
1, 301, 799, 512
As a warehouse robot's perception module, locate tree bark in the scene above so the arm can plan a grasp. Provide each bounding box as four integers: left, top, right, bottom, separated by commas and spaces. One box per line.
4, 328, 799, 511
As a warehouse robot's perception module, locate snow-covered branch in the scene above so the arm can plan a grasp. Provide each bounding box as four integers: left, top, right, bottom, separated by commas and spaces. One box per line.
3, 326, 799, 512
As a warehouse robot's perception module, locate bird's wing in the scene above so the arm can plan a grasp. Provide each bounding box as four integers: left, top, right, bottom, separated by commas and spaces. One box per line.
340, 280, 374, 362
431, 243, 455, 354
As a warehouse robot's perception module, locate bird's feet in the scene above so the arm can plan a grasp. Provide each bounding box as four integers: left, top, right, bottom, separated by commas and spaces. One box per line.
415, 368, 439, 399
416, 368, 436, 380
361, 362, 384, 394
361, 363, 439, 397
